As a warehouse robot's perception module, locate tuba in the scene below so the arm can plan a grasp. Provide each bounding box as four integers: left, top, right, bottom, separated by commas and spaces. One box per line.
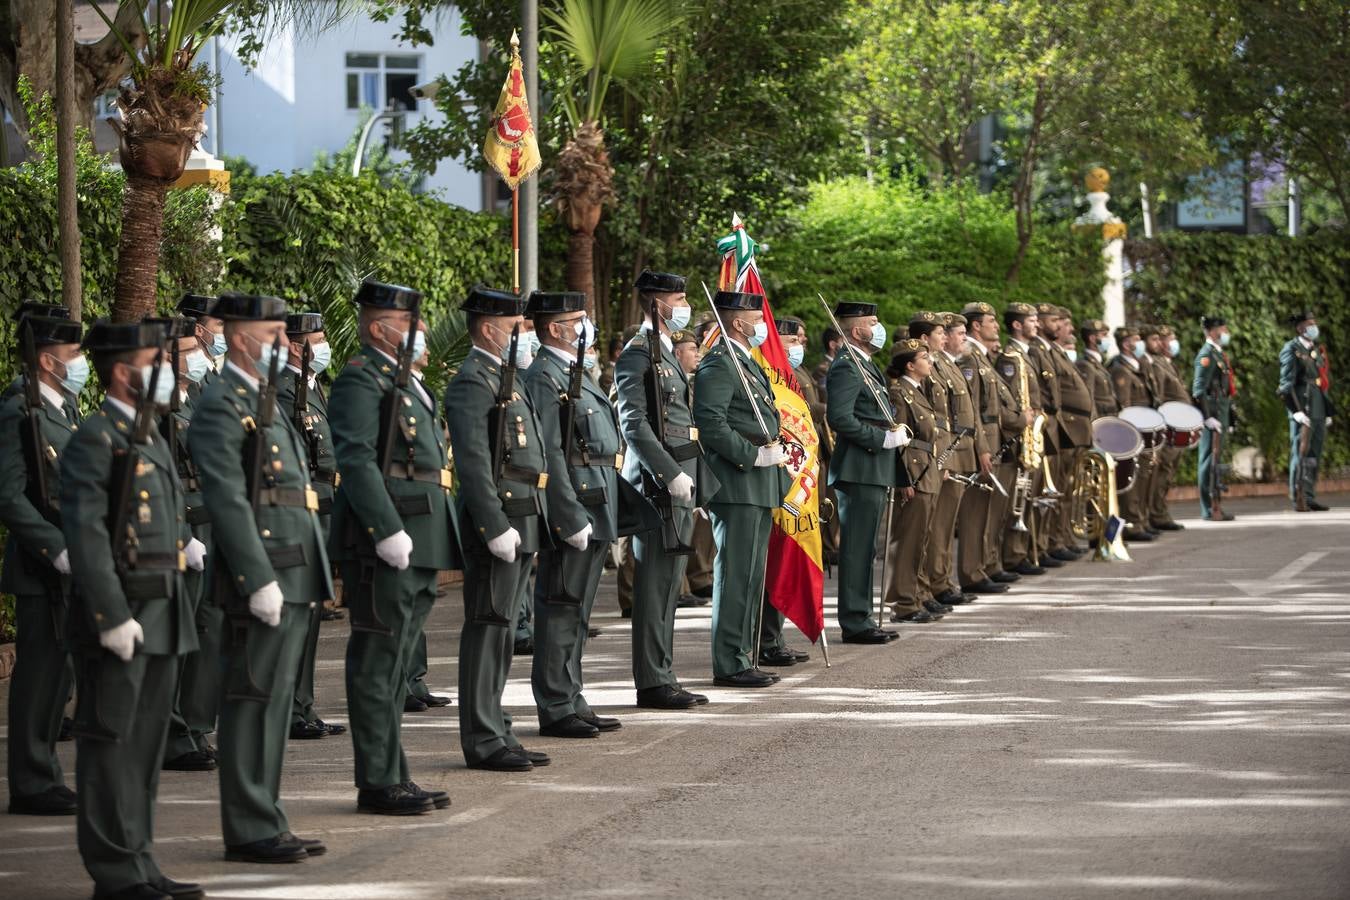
1070, 448, 1130, 562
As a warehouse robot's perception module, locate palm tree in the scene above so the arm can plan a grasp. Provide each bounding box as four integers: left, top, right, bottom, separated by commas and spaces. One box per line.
545, 0, 684, 314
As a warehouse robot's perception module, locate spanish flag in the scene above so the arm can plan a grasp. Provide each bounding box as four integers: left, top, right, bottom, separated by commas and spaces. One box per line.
483, 30, 541, 190
716, 215, 826, 642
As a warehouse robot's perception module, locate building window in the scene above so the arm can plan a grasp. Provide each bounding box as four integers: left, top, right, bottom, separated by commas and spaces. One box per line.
345, 52, 420, 112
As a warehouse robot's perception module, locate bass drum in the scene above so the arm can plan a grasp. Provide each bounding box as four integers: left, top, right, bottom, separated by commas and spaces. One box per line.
1159, 400, 1204, 449
1119, 405, 1167, 451
1092, 416, 1144, 494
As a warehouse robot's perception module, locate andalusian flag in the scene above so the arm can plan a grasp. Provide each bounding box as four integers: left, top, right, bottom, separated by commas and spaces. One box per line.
483, 30, 541, 190
716, 215, 826, 642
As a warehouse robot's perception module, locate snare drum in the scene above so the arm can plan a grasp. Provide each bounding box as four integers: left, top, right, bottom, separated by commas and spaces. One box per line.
1092, 416, 1144, 493
1159, 400, 1204, 449
1119, 406, 1166, 451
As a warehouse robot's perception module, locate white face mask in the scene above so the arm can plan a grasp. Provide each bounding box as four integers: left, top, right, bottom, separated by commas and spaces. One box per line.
1167, 338, 1180, 357
209, 331, 227, 358
50, 352, 90, 395
138, 361, 175, 406
868, 322, 887, 350
1218, 331, 1231, 347
663, 304, 691, 331
1303, 324, 1319, 342
1064, 348, 1078, 363
380, 323, 428, 363
786, 345, 805, 368
488, 324, 532, 368
526, 330, 542, 355
583, 353, 598, 371
308, 341, 332, 374
1131, 341, 1147, 359
1099, 336, 1117, 357
247, 333, 286, 379
745, 320, 768, 348
185, 349, 211, 384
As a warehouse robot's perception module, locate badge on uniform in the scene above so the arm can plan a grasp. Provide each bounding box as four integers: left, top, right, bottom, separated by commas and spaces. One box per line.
962, 367, 974, 381
1000, 363, 1014, 377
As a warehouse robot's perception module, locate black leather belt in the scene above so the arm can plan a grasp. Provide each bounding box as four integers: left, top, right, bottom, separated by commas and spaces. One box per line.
664, 424, 698, 441
122, 570, 175, 601
312, 470, 340, 486
575, 487, 607, 507
1062, 404, 1092, 417
500, 463, 548, 489
667, 441, 702, 462
316, 496, 332, 515
909, 439, 935, 455
387, 463, 453, 489
502, 496, 543, 518
981, 414, 999, 424
257, 486, 320, 511
568, 450, 624, 469
185, 505, 211, 526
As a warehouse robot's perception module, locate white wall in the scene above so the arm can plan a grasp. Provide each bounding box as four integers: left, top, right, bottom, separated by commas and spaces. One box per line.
210, 6, 482, 210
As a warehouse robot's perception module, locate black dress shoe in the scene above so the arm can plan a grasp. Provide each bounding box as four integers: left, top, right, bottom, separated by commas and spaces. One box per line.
922, 599, 952, 616
162, 749, 216, 772
962, 579, 1008, 594
518, 748, 551, 767
513, 637, 535, 656
468, 748, 534, 772
357, 784, 434, 815
1013, 561, 1045, 576
1145, 527, 1161, 537
1309, 501, 1330, 511
320, 607, 344, 621
319, 719, 347, 736
403, 695, 428, 713
8, 786, 77, 815
289, 720, 328, 740
420, 693, 452, 708
620, 607, 633, 619
224, 834, 309, 863
1038, 555, 1065, 568
935, 590, 974, 606
891, 610, 936, 624
1049, 548, 1078, 562
785, 645, 810, 662
579, 713, 622, 731
402, 782, 450, 810
842, 626, 900, 642
277, 831, 328, 856
587, 626, 601, 638
1202, 510, 1235, 521
692, 583, 714, 598
94, 883, 173, 900
58, 715, 74, 742
713, 669, 777, 688
636, 685, 699, 709
992, 570, 1020, 583
676, 593, 708, 608
674, 685, 710, 705
151, 876, 205, 899
1123, 528, 1155, 542
758, 646, 798, 667
1151, 520, 1184, 531
540, 714, 601, 738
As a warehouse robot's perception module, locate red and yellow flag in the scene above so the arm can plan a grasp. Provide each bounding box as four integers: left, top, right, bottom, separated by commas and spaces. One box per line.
483, 30, 541, 190
715, 215, 825, 642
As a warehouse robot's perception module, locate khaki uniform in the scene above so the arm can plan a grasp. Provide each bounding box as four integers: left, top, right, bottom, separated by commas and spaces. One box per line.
1149, 355, 1190, 527
1046, 343, 1094, 549
881, 378, 942, 614
995, 342, 1047, 569
955, 342, 1000, 588
1110, 356, 1155, 532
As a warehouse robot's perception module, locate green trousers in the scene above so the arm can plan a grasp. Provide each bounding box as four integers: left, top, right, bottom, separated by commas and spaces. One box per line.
709, 503, 774, 677
343, 561, 437, 789
74, 651, 176, 893
7, 592, 73, 798
1288, 416, 1327, 502
164, 566, 222, 759
834, 481, 887, 638
216, 601, 312, 845
759, 595, 784, 653
458, 549, 533, 765
1197, 427, 1227, 517
291, 600, 323, 725
531, 540, 608, 726
631, 506, 694, 690
405, 630, 431, 701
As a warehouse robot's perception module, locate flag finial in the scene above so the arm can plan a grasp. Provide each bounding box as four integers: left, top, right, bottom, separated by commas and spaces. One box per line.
510, 29, 520, 50
732, 212, 743, 228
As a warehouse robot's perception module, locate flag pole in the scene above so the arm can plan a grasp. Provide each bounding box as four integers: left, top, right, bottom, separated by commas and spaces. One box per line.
512, 187, 520, 293
819, 630, 831, 668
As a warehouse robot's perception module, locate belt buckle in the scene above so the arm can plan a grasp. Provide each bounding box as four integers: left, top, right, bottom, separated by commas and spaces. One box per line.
688, 426, 699, 441
439, 468, 453, 489
304, 487, 320, 512
615, 452, 624, 469
333, 472, 341, 487
177, 550, 187, 572
537, 473, 549, 489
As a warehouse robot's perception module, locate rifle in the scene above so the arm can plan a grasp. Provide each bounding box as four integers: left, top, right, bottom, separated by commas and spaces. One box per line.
19, 324, 57, 525
378, 302, 421, 478
294, 340, 320, 474
110, 344, 166, 573
489, 323, 520, 484
640, 299, 693, 555
160, 329, 183, 470
559, 325, 586, 470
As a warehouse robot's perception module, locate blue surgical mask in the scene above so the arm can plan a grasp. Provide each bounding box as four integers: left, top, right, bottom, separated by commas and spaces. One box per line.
210, 331, 227, 358
869, 322, 887, 350
1099, 336, 1117, 358
1219, 331, 1232, 347
786, 345, 805, 368
382, 323, 428, 363
664, 305, 691, 331
185, 350, 211, 384
1132, 341, 1146, 359
52, 353, 89, 395
1304, 324, 1319, 341
583, 353, 598, 371
249, 334, 285, 379
1167, 338, 1180, 357
575, 317, 597, 348
308, 341, 332, 374
139, 362, 175, 406
747, 321, 769, 348
526, 330, 542, 355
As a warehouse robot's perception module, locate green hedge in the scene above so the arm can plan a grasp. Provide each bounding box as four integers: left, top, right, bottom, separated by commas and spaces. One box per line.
1126, 230, 1350, 477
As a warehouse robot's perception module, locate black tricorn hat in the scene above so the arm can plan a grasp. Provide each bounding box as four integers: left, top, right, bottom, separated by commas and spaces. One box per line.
213, 292, 288, 321
525, 290, 586, 316
287, 312, 325, 335
1201, 314, 1227, 330
713, 290, 764, 311
354, 280, 421, 311
177, 293, 218, 318
13, 300, 70, 322
462, 284, 525, 316
81, 319, 168, 353
776, 315, 805, 336
21, 316, 82, 346
1287, 310, 1315, 327
634, 270, 686, 294
142, 315, 197, 341
834, 301, 877, 319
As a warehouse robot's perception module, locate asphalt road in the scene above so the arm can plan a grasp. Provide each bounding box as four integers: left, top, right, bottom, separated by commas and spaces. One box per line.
3, 493, 1349, 899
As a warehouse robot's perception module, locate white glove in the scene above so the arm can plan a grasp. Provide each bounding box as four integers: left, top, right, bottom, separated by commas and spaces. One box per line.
99, 618, 143, 663
668, 472, 694, 502
184, 538, 207, 571
1293, 411, 1311, 427
248, 581, 284, 627
1327, 417, 1333, 428
487, 527, 521, 563
375, 530, 413, 570
883, 427, 911, 449
564, 524, 592, 550
1204, 417, 1222, 431
754, 443, 789, 467
52, 549, 71, 575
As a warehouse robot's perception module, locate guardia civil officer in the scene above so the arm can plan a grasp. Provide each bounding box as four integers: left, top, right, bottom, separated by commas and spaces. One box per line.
1193, 315, 1237, 521
2, 301, 71, 401
2, 310, 85, 815
445, 285, 552, 771
188, 293, 332, 862
61, 319, 204, 900
177, 293, 226, 386
1279, 311, 1334, 511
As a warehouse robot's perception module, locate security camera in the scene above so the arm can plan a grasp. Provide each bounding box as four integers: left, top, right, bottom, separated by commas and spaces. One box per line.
408, 80, 442, 101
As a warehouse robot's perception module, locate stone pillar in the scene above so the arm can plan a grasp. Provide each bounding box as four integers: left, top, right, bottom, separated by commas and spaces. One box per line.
1073, 167, 1127, 329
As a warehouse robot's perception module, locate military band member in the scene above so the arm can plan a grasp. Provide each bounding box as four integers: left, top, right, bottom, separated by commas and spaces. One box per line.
907, 312, 962, 614
1109, 325, 1156, 541
996, 303, 1047, 576
1078, 320, 1118, 418
955, 303, 1009, 595
693, 290, 790, 687
1042, 306, 1093, 561
980, 319, 1025, 585
1146, 325, 1189, 530
826, 301, 907, 643
523, 290, 624, 737
446, 285, 552, 770
1279, 311, 1334, 512
883, 340, 940, 622
1193, 315, 1237, 521
61, 319, 203, 899
2, 311, 84, 815
615, 270, 717, 706
188, 293, 332, 861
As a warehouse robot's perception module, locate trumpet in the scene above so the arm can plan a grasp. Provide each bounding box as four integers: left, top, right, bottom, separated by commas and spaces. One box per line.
1010, 468, 1034, 532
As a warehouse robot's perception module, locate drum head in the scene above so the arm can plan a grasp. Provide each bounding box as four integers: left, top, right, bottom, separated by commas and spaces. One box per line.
1159, 400, 1204, 431
1119, 405, 1166, 434
1092, 416, 1144, 460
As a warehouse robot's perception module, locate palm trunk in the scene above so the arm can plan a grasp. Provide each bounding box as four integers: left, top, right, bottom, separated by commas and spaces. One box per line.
553, 120, 614, 319
112, 173, 168, 322
566, 227, 596, 313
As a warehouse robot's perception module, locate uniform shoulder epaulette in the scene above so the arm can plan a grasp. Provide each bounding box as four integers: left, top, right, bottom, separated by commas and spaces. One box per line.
628, 332, 648, 349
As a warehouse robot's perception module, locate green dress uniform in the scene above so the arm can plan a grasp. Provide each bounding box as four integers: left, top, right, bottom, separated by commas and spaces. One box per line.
1192, 335, 1236, 519
523, 295, 625, 728
1278, 324, 1334, 506
61, 323, 198, 895
825, 303, 903, 642
692, 311, 789, 679
1, 317, 81, 812
445, 287, 548, 765
188, 298, 332, 851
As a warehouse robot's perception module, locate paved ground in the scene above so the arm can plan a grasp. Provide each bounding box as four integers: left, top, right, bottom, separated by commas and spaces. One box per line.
3, 493, 1349, 899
